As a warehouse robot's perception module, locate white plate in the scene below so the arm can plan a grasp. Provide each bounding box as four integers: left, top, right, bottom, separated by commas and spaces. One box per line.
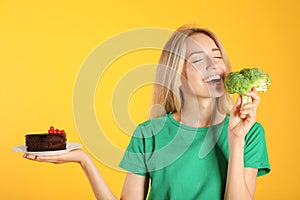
12, 142, 82, 156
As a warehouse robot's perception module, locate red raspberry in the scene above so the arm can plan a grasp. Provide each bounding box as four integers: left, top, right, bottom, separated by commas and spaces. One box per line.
48, 130, 54, 134
50, 126, 55, 130
55, 129, 60, 134
60, 130, 65, 134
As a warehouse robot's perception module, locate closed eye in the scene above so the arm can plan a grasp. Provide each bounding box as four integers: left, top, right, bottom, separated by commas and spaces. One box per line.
214, 56, 223, 59
192, 59, 203, 63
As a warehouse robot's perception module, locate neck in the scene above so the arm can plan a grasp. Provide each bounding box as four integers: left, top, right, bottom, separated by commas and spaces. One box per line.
178, 96, 225, 128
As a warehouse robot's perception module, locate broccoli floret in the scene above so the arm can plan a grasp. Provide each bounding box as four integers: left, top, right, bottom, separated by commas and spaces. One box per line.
225, 68, 272, 106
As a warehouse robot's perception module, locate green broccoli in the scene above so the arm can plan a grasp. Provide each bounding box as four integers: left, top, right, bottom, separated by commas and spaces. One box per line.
225, 68, 272, 105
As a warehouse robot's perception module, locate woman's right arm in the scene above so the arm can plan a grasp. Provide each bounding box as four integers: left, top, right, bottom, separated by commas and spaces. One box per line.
24, 149, 116, 200
23, 149, 148, 200
79, 150, 118, 200
81, 153, 150, 200
121, 172, 149, 200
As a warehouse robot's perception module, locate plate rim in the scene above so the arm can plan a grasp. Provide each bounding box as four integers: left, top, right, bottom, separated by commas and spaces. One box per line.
12, 142, 82, 156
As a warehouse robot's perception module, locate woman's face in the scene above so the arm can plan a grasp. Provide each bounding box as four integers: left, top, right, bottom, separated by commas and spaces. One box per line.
182, 33, 226, 98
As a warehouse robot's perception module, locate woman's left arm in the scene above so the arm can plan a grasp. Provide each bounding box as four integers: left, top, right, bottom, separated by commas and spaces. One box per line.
225, 88, 260, 200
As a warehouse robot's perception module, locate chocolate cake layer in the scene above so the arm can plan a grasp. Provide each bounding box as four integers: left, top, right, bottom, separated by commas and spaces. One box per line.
25, 133, 67, 152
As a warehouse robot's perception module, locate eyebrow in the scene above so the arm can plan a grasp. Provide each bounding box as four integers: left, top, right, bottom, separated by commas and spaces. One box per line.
188, 48, 220, 58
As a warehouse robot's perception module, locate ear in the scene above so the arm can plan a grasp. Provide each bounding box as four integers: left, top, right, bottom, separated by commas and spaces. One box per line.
181, 61, 188, 79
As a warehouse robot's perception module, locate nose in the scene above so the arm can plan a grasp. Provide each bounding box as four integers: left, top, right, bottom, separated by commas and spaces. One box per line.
205, 55, 217, 71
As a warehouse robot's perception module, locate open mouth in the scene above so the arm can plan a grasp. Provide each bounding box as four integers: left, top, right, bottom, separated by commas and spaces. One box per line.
203, 75, 222, 83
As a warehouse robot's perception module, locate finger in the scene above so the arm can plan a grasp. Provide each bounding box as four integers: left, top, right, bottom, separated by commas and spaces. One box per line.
241, 111, 256, 130
240, 110, 250, 119
23, 154, 39, 161
246, 88, 261, 104
245, 109, 256, 123
243, 90, 260, 112
240, 106, 257, 119
240, 108, 254, 117
23, 154, 32, 159
23, 154, 59, 163
232, 95, 242, 115
34, 155, 63, 163
241, 102, 258, 111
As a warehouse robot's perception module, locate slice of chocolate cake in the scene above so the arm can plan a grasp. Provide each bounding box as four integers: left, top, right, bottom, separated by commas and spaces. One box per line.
26, 134, 66, 152
25, 126, 67, 152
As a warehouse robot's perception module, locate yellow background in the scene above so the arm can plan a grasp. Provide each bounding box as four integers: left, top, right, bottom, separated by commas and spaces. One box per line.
1, 0, 299, 199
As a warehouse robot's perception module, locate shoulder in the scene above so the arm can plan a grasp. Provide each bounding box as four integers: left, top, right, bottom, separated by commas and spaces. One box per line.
251, 121, 264, 132
244, 122, 266, 145
138, 114, 169, 127
243, 121, 271, 176
249, 122, 265, 135
132, 114, 170, 138
136, 114, 170, 131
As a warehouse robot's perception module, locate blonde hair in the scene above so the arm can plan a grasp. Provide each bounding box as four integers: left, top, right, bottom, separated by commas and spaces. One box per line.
150, 24, 233, 118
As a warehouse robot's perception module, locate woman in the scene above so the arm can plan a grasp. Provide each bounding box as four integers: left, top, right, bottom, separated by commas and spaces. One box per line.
24, 25, 270, 200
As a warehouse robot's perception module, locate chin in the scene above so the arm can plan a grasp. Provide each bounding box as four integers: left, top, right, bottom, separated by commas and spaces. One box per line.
207, 94, 224, 98
204, 86, 226, 98
186, 84, 226, 98
194, 91, 225, 99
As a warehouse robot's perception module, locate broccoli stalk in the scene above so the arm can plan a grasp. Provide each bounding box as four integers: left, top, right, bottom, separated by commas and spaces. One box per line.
225, 68, 272, 106
241, 95, 252, 105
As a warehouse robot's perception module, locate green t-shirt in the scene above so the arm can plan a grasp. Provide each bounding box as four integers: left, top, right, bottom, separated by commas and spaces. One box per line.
119, 113, 270, 200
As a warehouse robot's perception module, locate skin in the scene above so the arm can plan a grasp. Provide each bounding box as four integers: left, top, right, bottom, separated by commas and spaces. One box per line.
24, 33, 261, 200
177, 33, 228, 127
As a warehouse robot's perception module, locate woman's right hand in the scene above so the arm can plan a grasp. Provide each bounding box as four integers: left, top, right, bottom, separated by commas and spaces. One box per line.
23, 148, 88, 164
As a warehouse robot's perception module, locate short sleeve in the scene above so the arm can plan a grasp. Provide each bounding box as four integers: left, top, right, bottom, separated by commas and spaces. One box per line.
119, 125, 148, 176
244, 122, 271, 176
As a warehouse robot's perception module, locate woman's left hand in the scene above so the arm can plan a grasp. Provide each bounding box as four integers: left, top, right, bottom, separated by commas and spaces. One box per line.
228, 87, 260, 143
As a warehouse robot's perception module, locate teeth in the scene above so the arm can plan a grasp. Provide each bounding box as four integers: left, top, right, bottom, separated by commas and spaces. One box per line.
204, 75, 221, 82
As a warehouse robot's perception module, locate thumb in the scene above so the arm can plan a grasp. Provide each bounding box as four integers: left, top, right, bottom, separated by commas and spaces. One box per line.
232, 95, 242, 114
